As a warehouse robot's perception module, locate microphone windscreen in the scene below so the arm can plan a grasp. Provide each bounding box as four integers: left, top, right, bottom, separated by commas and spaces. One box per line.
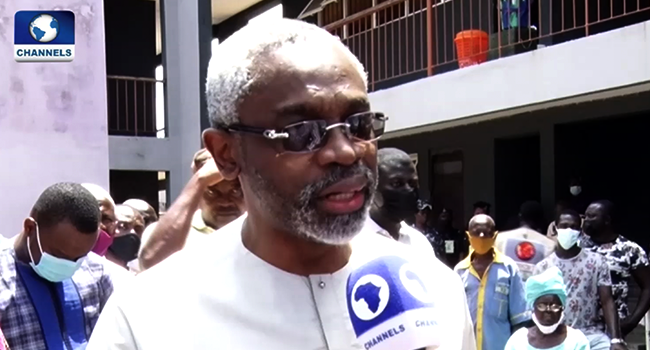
347, 255, 440, 350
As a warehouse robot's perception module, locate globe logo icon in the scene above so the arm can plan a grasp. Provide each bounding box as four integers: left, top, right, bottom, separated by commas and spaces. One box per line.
350, 274, 390, 321
29, 14, 59, 43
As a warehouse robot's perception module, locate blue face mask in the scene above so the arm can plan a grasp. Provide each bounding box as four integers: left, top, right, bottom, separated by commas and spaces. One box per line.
28, 220, 85, 282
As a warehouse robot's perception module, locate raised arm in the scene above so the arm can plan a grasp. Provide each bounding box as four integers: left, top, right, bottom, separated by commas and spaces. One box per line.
138, 158, 222, 270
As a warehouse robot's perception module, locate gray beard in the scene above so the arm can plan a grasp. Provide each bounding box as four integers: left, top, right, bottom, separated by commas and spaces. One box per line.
245, 162, 377, 245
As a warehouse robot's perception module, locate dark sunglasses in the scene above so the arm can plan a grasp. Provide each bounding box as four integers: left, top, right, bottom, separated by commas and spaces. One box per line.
219, 112, 388, 153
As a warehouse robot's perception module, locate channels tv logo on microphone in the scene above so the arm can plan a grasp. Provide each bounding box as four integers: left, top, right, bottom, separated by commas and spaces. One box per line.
347, 255, 440, 350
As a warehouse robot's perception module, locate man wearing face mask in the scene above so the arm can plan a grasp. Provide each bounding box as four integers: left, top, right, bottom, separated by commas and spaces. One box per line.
106, 205, 145, 272
368, 148, 435, 257
455, 214, 530, 350
81, 184, 132, 285
123, 199, 158, 227
546, 200, 569, 239
81, 183, 117, 257
0, 183, 116, 350
534, 209, 625, 350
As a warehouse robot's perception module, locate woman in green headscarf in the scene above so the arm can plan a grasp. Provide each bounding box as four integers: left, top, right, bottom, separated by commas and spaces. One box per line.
504, 267, 590, 350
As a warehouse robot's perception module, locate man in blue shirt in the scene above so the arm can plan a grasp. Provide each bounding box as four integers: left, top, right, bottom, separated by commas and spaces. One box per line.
455, 214, 530, 350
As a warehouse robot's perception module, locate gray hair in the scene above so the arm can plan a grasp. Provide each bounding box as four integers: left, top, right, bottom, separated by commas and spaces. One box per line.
377, 147, 412, 167
81, 183, 115, 205
206, 18, 368, 127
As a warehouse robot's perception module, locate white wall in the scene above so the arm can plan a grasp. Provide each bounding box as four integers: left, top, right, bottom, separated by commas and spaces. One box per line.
0, 0, 109, 236
370, 20, 650, 138
108, 136, 174, 171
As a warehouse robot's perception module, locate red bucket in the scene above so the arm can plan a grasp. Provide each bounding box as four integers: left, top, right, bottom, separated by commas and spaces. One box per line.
454, 30, 489, 68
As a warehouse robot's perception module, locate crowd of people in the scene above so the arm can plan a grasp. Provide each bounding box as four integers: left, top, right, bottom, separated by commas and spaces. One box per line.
412, 196, 650, 350
0, 18, 647, 350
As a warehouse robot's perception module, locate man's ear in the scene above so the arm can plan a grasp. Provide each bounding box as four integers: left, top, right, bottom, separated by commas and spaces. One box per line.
203, 128, 241, 181
373, 192, 384, 208
23, 218, 36, 237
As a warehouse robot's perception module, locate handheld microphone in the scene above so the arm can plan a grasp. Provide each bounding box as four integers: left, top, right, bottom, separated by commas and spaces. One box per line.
347, 255, 440, 350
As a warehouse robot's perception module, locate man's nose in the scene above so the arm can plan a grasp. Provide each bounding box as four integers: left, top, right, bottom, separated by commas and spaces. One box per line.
315, 128, 362, 166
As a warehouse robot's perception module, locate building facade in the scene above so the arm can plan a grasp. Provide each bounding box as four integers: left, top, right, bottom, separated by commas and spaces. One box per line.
107, 0, 650, 240
307, 2, 650, 344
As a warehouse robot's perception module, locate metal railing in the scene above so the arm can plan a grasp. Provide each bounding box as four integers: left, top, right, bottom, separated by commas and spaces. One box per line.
324, 0, 650, 91
107, 75, 165, 137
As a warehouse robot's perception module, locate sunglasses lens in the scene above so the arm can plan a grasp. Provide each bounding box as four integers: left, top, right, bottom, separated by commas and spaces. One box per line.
535, 304, 562, 312
348, 112, 386, 141
282, 120, 327, 153
279, 113, 385, 153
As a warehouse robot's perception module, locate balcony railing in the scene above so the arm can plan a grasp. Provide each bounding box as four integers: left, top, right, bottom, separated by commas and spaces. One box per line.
324, 0, 650, 91
107, 75, 165, 137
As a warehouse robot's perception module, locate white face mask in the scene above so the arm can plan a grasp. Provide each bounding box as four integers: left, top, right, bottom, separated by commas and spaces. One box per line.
556, 228, 581, 250
532, 312, 564, 334
569, 186, 582, 196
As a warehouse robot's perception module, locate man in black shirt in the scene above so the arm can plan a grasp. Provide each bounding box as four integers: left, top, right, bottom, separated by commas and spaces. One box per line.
430, 208, 469, 268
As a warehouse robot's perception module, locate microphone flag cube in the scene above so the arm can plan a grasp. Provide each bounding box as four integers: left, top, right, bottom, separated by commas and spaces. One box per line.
346, 255, 440, 350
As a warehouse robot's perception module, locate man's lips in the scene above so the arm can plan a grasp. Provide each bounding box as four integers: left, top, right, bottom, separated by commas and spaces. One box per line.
318, 175, 368, 198
316, 175, 368, 214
